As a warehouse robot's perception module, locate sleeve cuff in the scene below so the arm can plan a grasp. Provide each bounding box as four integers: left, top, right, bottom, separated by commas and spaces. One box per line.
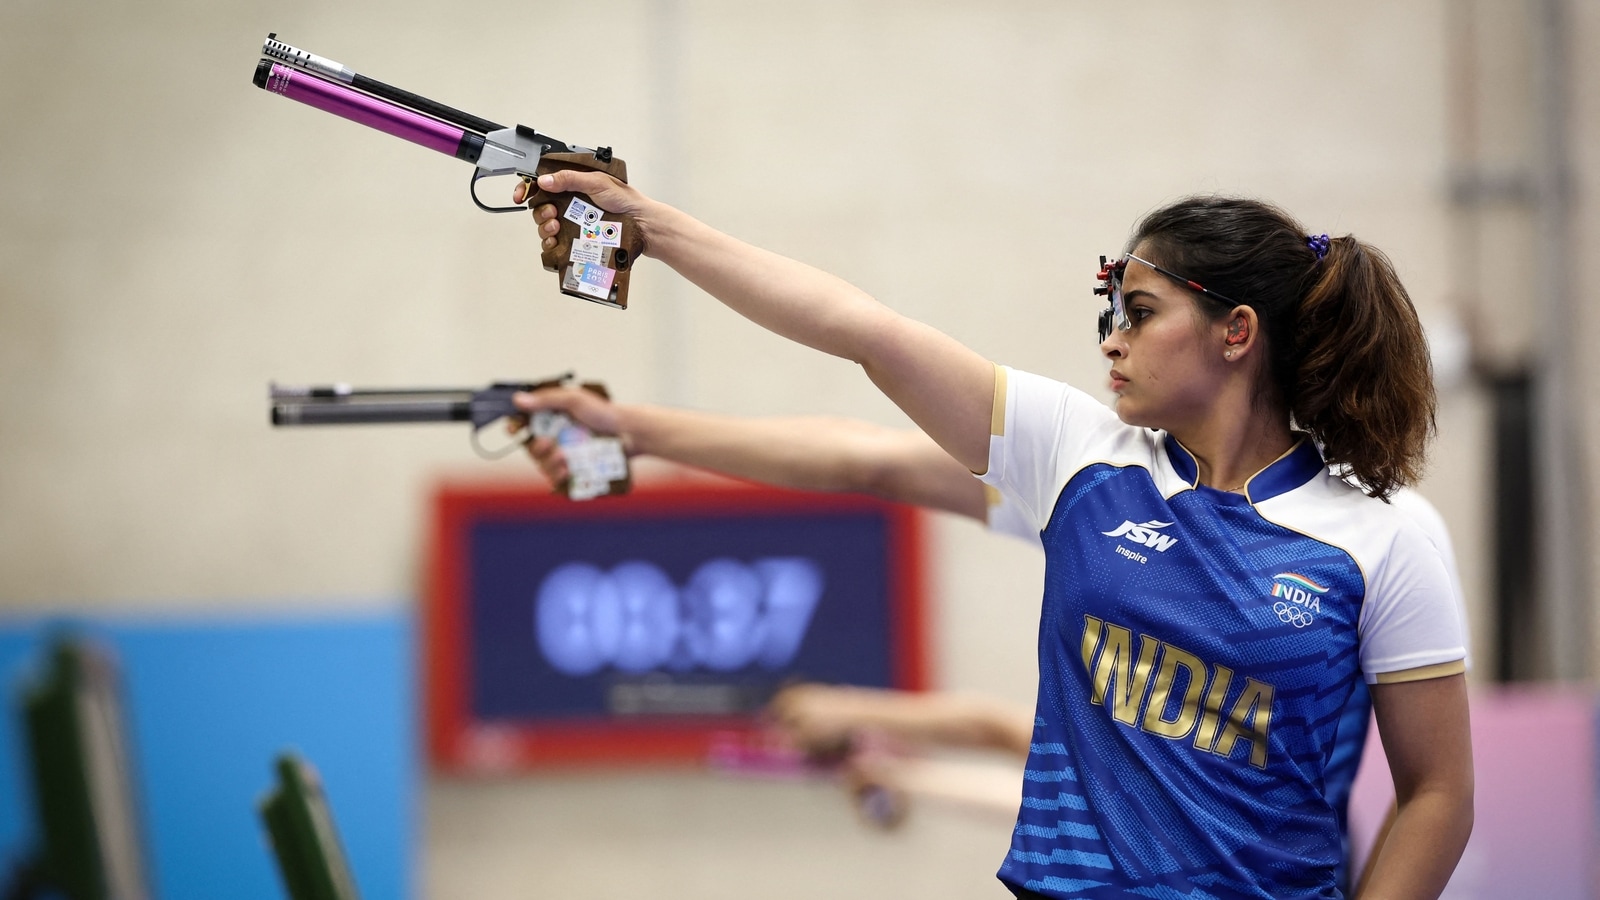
975, 362, 1008, 480
989, 363, 1008, 437
1369, 659, 1467, 685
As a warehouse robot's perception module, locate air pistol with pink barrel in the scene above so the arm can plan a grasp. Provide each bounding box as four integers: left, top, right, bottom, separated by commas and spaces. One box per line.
252, 34, 642, 309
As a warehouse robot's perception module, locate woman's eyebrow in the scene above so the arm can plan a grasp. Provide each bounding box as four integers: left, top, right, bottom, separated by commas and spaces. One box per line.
1121, 288, 1165, 303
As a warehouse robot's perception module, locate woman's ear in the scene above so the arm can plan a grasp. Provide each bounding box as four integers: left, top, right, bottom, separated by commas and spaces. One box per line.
1221, 306, 1260, 361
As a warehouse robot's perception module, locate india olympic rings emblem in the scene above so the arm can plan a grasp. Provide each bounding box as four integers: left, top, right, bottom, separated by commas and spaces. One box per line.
1273, 600, 1314, 628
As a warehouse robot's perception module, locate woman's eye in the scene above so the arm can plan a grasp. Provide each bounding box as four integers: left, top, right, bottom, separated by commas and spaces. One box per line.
1132, 307, 1153, 322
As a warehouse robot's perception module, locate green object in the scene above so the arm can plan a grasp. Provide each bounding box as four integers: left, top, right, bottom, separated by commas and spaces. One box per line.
18, 637, 151, 900
258, 753, 361, 900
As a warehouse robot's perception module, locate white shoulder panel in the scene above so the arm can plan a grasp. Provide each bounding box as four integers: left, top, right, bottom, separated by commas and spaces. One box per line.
1257, 476, 1467, 681
980, 366, 1162, 535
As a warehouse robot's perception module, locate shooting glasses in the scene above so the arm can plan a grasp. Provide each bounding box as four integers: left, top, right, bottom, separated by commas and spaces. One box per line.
1094, 254, 1242, 344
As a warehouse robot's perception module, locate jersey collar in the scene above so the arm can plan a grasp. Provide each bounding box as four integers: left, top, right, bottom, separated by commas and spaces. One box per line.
1162, 434, 1325, 504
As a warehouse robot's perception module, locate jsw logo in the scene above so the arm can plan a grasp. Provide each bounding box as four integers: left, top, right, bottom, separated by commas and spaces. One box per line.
1102, 520, 1179, 552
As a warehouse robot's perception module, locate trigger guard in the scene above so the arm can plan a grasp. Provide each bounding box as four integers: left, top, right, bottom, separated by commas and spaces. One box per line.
470, 422, 528, 460
471, 169, 530, 214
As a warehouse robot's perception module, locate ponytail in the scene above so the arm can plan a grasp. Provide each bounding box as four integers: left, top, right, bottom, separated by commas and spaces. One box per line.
1129, 197, 1436, 498
1291, 237, 1435, 498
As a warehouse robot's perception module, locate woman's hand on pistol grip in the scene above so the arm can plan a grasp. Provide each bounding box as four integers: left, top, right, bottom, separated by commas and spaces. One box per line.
514, 170, 653, 254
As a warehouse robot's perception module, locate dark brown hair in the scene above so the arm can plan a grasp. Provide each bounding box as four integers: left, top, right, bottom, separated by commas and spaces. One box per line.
1128, 196, 1436, 498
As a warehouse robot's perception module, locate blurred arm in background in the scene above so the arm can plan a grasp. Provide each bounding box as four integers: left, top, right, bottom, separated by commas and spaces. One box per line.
768, 684, 1033, 828
769, 683, 1033, 760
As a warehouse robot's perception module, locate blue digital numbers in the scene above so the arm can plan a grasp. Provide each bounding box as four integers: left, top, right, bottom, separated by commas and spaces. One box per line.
609, 561, 682, 672
534, 557, 824, 677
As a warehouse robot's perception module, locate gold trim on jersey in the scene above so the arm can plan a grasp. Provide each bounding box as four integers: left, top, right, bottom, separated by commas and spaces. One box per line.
990, 363, 1008, 437
1371, 659, 1467, 684
1165, 434, 1310, 503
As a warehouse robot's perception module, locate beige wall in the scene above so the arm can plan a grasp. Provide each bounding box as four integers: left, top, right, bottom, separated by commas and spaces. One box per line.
2, 2, 1594, 898
1569, 0, 1600, 683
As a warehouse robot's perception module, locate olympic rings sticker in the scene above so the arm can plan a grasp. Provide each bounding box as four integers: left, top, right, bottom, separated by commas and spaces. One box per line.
581, 219, 624, 248
1273, 600, 1314, 628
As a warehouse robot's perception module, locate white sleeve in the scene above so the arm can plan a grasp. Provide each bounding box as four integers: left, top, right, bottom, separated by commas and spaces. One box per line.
977, 365, 1124, 535
983, 484, 1042, 548
1387, 489, 1472, 671
1357, 520, 1469, 684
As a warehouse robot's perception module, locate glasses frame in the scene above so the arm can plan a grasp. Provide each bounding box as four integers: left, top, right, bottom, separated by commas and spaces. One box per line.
1094, 253, 1243, 344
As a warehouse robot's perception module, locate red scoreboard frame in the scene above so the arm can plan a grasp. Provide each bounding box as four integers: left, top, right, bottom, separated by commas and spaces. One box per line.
424, 480, 929, 771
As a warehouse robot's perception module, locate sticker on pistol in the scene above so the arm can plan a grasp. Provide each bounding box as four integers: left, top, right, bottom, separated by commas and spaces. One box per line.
568, 475, 608, 502
566, 261, 616, 300
565, 437, 629, 499
582, 220, 624, 248
527, 410, 573, 442
564, 197, 603, 227
526, 412, 627, 501
569, 239, 606, 266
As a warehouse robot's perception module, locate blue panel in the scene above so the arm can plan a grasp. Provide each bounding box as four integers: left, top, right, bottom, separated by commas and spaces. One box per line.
0, 631, 41, 871
0, 610, 415, 900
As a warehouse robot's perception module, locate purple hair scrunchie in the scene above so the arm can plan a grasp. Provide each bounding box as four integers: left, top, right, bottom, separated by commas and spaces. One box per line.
1306, 233, 1331, 261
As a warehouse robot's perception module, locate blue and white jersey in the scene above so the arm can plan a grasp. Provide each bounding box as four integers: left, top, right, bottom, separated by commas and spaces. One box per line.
980, 366, 1466, 900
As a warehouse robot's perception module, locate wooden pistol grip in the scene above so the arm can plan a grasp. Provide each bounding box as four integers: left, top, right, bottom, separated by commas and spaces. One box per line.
546, 378, 631, 499
527, 152, 644, 310
577, 380, 629, 497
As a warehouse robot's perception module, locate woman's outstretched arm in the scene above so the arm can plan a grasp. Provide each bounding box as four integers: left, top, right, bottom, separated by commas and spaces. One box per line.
515, 171, 996, 473
513, 385, 990, 520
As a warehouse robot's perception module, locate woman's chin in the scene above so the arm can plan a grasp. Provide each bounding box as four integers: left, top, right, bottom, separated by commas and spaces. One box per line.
1111, 396, 1147, 427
